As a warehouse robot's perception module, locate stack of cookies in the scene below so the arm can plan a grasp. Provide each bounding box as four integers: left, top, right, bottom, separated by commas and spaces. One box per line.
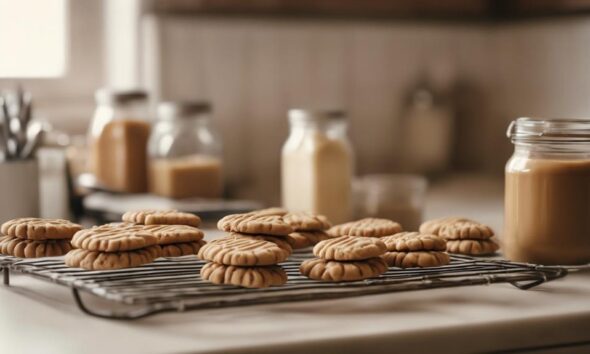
122, 210, 205, 257
300, 236, 388, 282
420, 217, 499, 256
283, 211, 332, 250
198, 210, 294, 288
66, 210, 205, 270
66, 223, 162, 270
380, 232, 450, 268
328, 217, 403, 238
0, 218, 81, 258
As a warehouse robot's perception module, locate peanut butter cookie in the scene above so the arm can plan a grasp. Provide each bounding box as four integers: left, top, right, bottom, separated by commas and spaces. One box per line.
198, 237, 290, 266
313, 235, 386, 261
300, 257, 387, 282
140, 224, 204, 245
228, 233, 293, 254
328, 218, 402, 237
419, 217, 468, 235
0, 235, 72, 258
65, 245, 161, 270
71, 224, 158, 252
122, 209, 201, 227
160, 240, 206, 257
446, 238, 499, 255
200, 262, 287, 288
1, 218, 82, 240
286, 231, 331, 249
283, 212, 331, 231
438, 220, 495, 240
217, 213, 293, 236
382, 251, 450, 268
380, 232, 447, 252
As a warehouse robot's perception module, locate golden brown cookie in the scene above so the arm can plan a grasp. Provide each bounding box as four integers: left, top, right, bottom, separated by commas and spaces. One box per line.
228, 233, 293, 254
64, 245, 161, 270
122, 210, 201, 227
1, 218, 82, 240
286, 231, 330, 249
328, 218, 402, 237
71, 224, 158, 252
438, 221, 495, 240
380, 232, 447, 252
300, 257, 387, 282
283, 212, 331, 231
160, 240, 206, 257
382, 251, 450, 268
313, 235, 386, 261
200, 262, 287, 288
419, 217, 470, 235
446, 238, 499, 255
217, 213, 293, 236
0, 235, 72, 258
140, 224, 204, 245
197, 237, 290, 266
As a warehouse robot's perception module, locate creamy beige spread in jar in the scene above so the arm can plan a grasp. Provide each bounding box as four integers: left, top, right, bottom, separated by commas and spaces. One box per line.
505, 118, 590, 265
281, 109, 353, 224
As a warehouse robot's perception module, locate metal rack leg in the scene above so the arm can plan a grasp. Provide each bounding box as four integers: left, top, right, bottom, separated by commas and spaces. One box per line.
3, 267, 9, 286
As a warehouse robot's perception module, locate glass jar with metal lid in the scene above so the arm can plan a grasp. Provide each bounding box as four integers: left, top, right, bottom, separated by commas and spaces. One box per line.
148, 101, 223, 199
505, 117, 590, 264
88, 88, 151, 193
281, 109, 354, 224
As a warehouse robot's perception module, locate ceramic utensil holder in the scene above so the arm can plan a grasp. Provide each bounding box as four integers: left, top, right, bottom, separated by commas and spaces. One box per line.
0, 159, 39, 222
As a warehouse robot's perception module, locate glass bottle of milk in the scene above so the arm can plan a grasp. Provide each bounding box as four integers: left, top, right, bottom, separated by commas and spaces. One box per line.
281, 109, 354, 224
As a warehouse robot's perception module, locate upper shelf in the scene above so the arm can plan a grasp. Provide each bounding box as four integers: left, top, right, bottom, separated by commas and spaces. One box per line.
151, 0, 590, 21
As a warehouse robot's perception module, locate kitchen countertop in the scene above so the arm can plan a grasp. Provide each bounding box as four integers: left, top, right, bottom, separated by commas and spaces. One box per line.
1, 175, 590, 354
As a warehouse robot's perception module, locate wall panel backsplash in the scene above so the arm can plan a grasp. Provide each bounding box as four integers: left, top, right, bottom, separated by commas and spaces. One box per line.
142, 15, 590, 204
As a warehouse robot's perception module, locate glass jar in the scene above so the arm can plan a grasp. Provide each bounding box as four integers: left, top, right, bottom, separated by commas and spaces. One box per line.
88, 89, 151, 193
505, 117, 590, 265
148, 101, 223, 199
281, 109, 354, 224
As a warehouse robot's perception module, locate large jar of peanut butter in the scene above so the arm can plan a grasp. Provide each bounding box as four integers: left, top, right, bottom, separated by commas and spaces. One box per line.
281, 109, 354, 224
88, 89, 151, 193
148, 101, 223, 199
505, 118, 590, 265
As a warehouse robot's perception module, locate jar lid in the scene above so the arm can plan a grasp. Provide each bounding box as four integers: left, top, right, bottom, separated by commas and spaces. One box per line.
288, 109, 346, 124
157, 101, 211, 121
507, 117, 590, 143
95, 88, 147, 105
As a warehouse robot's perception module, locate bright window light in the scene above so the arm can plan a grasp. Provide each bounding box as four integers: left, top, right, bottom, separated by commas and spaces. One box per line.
0, 0, 67, 78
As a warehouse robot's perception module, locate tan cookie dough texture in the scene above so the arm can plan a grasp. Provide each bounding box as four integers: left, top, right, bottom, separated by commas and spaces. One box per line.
198, 237, 291, 266
300, 257, 388, 282
1, 218, 82, 240
286, 231, 330, 250
383, 251, 450, 268
65, 246, 161, 270
123, 209, 201, 227
381, 232, 447, 252
283, 212, 331, 231
0, 235, 72, 258
328, 218, 402, 237
200, 262, 287, 288
161, 239, 207, 257
446, 238, 499, 255
313, 236, 386, 261
217, 213, 293, 236
71, 224, 158, 252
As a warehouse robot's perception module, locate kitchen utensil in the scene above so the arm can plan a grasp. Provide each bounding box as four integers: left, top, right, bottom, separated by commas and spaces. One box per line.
20, 121, 44, 159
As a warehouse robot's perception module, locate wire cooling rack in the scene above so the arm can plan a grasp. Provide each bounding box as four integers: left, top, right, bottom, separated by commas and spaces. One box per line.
0, 252, 568, 320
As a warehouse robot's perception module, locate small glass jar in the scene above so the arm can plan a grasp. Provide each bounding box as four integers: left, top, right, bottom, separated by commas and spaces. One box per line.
281, 109, 354, 224
148, 101, 223, 199
88, 89, 151, 193
505, 118, 590, 265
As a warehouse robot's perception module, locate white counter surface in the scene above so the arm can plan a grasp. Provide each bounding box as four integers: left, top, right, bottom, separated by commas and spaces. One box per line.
1, 175, 589, 354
